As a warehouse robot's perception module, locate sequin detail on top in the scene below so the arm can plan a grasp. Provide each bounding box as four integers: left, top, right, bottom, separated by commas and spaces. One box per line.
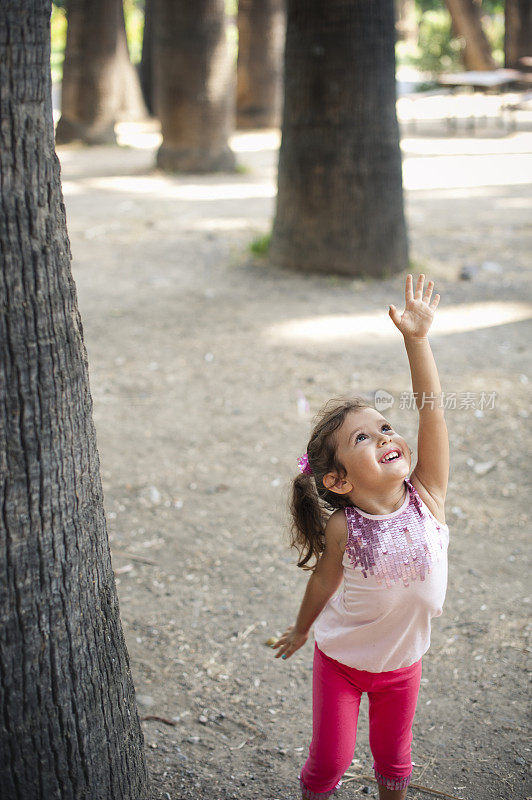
344, 479, 446, 588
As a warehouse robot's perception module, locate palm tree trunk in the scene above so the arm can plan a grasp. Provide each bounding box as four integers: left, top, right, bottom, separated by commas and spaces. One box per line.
270, 0, 408, 277
444, 0, 496, 71
153, 0, 236, 173
236, 0, 286, 129
140, 0, 154, 114
55, 0, 147, 145
0, 3, 149, 797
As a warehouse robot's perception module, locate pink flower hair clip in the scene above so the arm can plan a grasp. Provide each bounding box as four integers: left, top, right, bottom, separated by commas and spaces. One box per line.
297, 453, 313, 476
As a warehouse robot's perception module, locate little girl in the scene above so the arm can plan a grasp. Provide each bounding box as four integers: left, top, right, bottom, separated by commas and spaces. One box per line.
273, 274, 450, 800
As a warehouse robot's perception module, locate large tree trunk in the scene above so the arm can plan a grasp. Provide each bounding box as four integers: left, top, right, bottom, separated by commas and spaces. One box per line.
444, 0, 496, 71
139, 0, 154, 115
269, 0, 408, 277
55, 0, 147, 145
236, 0, 287, 129
0, 3, 150, 798
153, 0, 236, 173
505, 0, 532, 70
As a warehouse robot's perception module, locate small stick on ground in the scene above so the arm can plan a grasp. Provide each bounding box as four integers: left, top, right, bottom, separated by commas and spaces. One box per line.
416, 754, 437, 783
140, 715, 177, 726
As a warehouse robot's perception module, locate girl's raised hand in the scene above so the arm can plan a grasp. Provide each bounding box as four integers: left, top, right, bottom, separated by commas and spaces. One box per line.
272, 625, 308, 660
389, 274, 440, 340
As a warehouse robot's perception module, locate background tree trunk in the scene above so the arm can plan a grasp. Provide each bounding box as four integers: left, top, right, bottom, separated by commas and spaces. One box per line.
0, 3, 150, 798
504, 0, 532, 70
140, 0, 154, 114
153, 0, 236, 172
236, 0, 287, 129
269, 0, 408, 277
55, 0, 147, 145
444, 0, 496, 71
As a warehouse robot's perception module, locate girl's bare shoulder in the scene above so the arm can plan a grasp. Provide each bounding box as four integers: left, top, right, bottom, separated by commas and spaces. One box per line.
325, 509, 348, 553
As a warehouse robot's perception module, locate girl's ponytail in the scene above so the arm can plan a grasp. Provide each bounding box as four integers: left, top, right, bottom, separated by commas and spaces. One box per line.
290, 473, 327, 570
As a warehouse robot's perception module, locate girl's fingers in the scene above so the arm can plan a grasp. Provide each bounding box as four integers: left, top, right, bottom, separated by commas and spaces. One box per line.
388, 304, 402, 329
281, 643, 296, 659
423, 280, 434, 304
273, 636, 292, 656
429, 294, 440, 311
272, 627, 292, 648
415, 273, 424, 299
405, 273, 413, 303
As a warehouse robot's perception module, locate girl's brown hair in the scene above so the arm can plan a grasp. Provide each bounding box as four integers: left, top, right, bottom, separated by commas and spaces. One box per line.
290, 396, 372, 570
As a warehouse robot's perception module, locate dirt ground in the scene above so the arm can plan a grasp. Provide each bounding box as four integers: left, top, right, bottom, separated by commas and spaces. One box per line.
56, 99, 532, 800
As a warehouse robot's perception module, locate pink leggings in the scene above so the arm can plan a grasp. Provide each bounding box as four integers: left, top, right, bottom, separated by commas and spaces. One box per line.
300, 644, 422, 798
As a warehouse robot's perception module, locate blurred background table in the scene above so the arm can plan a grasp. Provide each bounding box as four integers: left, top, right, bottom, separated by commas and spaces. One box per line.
437, 69, 525, 131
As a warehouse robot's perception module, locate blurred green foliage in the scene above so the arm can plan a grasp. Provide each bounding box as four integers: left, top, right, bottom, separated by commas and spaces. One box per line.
50, 5, 67, 84
416, 0, 502, 12
124, 0, 145, 63
51, 0, 238, 83
481, 12, 505, 67
51, 0, 505, 86
250, 233, 271, 257
396, 2, 504, 74
51, 0, 145, 82
415, 10, 464, 73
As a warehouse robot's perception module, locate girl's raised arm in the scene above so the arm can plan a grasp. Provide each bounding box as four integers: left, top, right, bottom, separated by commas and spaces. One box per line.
389, 274, 450, 515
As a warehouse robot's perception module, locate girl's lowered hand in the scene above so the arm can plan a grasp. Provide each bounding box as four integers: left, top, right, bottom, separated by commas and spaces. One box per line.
272, 625, 308, 660
389, 273, 440, 340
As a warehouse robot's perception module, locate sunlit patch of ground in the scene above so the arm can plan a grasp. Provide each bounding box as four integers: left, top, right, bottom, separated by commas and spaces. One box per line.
265, 302, 532, 346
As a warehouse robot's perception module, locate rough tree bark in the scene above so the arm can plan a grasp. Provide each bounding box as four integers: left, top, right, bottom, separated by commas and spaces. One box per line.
0, 3, 150, 798
444, 0, 496, 71
269, 0, 408, 277
55, 0, 147, 145
153, 0, 236, 173
505, 0, 532, 70
236, 0, 287, 129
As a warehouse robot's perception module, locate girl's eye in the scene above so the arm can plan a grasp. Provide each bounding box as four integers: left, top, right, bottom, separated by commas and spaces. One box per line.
355, 424, 392, 443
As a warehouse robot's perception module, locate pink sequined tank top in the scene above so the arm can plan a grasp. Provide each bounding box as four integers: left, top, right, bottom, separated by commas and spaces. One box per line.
313, 477, 449, 672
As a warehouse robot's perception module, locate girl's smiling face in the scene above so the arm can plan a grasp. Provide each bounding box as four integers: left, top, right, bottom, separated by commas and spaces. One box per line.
324, 407, 411, 498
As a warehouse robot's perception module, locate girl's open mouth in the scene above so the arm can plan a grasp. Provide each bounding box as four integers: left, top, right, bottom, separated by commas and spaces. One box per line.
379, 450, 402, 463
